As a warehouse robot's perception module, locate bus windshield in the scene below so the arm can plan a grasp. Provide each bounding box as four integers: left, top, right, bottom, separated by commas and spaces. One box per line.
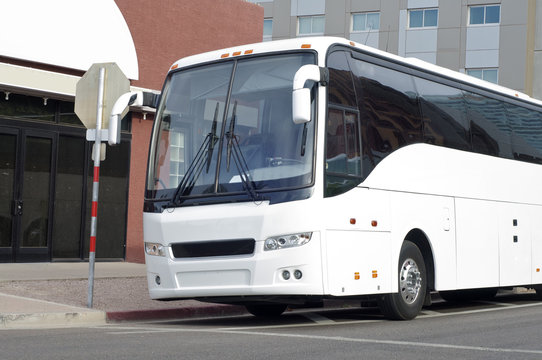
147, 52, 316, 203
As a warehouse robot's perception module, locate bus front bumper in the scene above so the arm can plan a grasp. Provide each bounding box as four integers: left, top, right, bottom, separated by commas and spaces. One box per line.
144, 233, 324, 301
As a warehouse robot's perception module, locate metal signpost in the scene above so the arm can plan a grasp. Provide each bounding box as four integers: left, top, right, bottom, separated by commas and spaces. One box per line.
75, 63, 129, 308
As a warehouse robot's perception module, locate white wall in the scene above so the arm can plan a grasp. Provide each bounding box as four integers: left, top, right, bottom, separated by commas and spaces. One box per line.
466, 25, 500, 68
291, 0, 326, 16
0, 0, 139, 80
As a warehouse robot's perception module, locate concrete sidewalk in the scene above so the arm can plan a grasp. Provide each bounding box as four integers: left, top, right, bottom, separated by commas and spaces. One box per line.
0, 262, 246, 329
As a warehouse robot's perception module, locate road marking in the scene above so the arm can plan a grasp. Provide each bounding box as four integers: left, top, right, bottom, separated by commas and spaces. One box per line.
105, 301, 542, 335
301, 312, 335, 324
420, 309, 440, 316
220, 330, 542, 356
420, 301, 542, 319
477, 300, 514, 306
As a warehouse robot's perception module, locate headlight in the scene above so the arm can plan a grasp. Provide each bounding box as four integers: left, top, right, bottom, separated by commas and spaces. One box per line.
264, 232, 312, 251
145, 242, 167, 257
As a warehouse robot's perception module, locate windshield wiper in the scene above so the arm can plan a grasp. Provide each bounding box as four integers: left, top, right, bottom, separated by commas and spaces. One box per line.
206, 103, 220, 172
226, 101, 237, 171
225, 101, 260, 202
170, 102, 220, 206
300, 123, 308, 156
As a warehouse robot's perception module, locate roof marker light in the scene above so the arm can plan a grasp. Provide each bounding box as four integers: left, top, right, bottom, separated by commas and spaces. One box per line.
349, 41, 355, 46
221, 53, 230, 58
233, 51, 242, 56
170, 64, 179, 70
244, 49, 253, 55
301, 44, 311, 49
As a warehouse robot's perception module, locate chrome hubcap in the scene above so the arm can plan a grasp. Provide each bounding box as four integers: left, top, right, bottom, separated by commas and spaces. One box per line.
399, 258, 422, 304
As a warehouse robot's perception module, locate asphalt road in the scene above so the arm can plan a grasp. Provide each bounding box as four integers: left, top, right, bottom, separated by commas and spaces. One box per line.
2, 292, 542, 360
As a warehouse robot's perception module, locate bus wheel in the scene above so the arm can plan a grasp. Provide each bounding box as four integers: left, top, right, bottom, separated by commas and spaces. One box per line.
378, 240, 426, 320
534, 285, 542, 300
245, 303, 288, 317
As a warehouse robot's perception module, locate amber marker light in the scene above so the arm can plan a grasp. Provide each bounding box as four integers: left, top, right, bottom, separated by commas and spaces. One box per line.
170, 64, 179, 70
232, 51, 242, 56
244, 49, 253, 55
301, 44, 311, 48
354, 272, 360, 280
221, 53, 230, 58
350, 218, 356, 225
371, 220, 378, 227
537, 268, 540, 272
349, 41, 355, 46
372, 270, 378, 278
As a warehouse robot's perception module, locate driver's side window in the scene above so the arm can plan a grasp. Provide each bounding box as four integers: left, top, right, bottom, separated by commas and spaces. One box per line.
325, 50, 362, 197
325, 106, 362, 197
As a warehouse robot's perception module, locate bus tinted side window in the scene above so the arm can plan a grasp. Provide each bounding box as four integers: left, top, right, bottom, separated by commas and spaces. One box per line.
348, 55, 422, 174
506, 103, 542, 163
414, 78, 470, 151
464, 91, 513, 158
325, 50, 362, 197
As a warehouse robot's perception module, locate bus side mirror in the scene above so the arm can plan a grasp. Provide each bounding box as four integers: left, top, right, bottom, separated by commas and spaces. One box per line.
108, 91, 158, 145
292, 65, 327, 124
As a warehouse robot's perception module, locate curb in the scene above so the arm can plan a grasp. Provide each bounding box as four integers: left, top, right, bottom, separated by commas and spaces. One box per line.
1, 311, 106, 329
106, 304, 248, 322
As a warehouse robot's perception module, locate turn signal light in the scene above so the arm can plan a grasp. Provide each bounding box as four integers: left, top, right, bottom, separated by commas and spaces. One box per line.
372, 270, 378, 278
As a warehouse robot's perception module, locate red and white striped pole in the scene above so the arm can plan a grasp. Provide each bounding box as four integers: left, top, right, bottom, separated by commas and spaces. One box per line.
87, 67, 106, 308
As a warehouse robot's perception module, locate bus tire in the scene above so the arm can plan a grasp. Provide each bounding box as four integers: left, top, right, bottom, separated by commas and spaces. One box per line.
245, 303, 288, 317
377, 240, 426, 320
534, 285, 542, 300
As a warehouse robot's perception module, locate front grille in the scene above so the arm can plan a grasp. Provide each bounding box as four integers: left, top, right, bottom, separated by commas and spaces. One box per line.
171, 239, 255, 258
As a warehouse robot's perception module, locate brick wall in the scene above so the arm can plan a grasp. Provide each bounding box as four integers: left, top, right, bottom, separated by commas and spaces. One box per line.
114, 0, 263, 262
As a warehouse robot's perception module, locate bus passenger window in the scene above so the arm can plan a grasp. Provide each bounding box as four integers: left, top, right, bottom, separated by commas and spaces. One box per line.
464, 91, 512, 158
348, 57, 422, 173
414, 78, 470, 151
506, 103, 542, 164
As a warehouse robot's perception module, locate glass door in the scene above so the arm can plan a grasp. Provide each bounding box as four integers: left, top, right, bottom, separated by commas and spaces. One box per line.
0, 127, 56, 262
0, 129, 17, 261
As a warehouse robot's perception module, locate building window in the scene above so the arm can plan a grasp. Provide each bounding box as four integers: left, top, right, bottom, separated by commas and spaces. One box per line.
466, 68, 499, 84
409, 8, 438, 28
352, 12, 380, 32
469, 5, 500, 25
298, 15, 325, 36
169, 130, 186, 187
263, 19, 273, 41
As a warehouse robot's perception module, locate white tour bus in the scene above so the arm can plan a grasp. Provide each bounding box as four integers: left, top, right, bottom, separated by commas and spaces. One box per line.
113, 37, 542, 320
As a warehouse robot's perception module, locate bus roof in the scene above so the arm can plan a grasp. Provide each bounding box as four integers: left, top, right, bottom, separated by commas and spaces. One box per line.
168, 36, 542, 108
